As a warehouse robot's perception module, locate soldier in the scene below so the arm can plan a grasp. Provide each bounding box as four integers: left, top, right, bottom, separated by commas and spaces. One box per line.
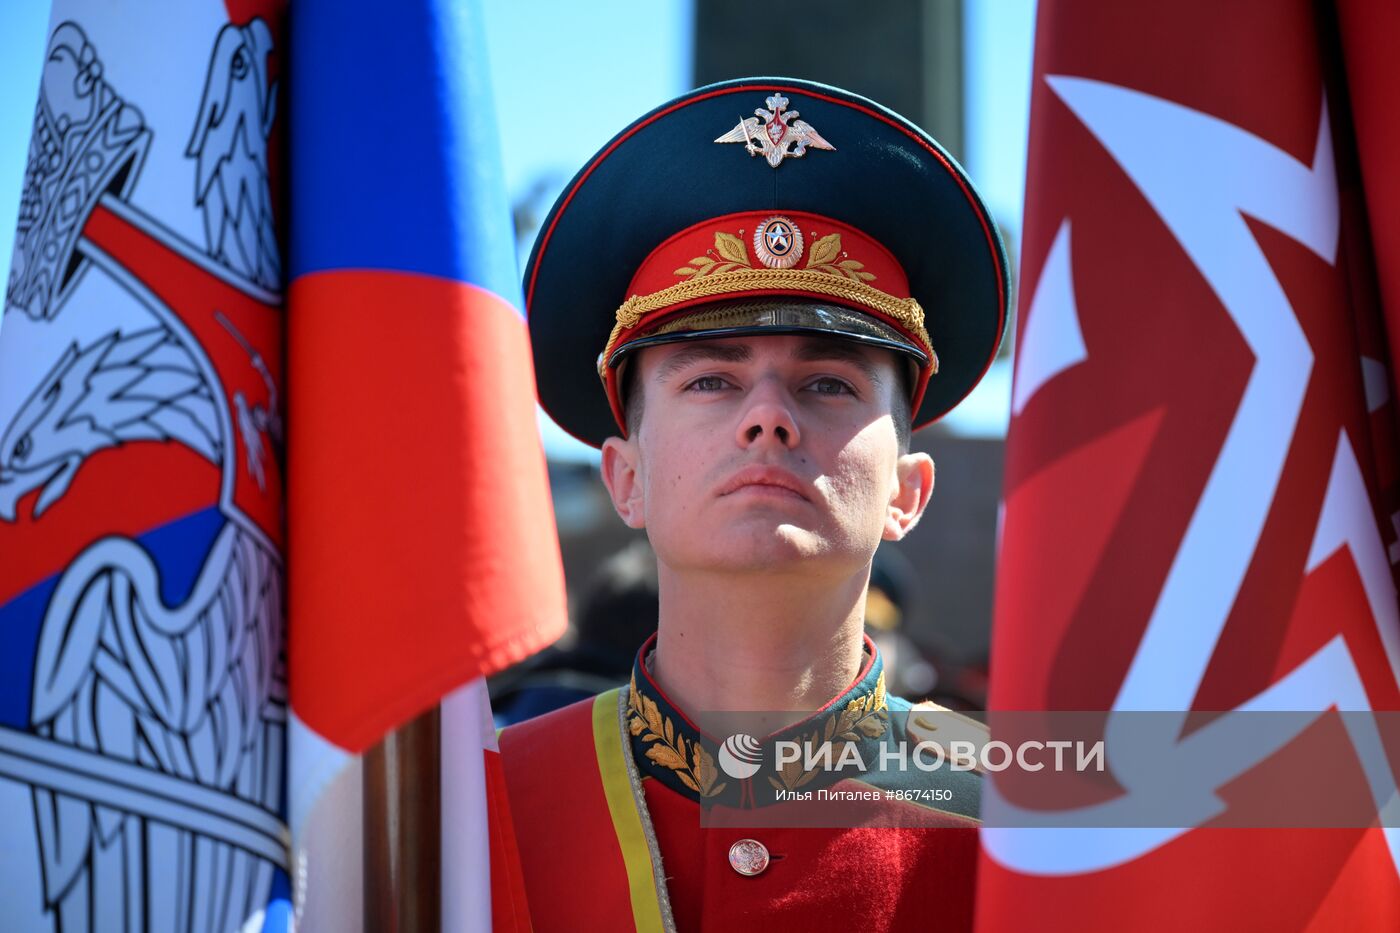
498, 77, 1008, 932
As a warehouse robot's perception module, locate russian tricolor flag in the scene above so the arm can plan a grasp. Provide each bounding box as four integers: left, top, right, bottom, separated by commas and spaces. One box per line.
288, 1, 566, 929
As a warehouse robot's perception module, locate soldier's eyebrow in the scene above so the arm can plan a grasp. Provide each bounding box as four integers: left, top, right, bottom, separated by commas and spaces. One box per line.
652, 343, 753, 383
792, 340, 884, 388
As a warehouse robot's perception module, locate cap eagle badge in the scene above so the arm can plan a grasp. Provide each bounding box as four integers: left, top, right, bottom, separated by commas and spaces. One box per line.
714, 93, 835, 168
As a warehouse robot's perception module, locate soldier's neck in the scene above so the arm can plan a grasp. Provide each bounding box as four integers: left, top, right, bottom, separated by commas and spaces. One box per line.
648, 563, 868, 733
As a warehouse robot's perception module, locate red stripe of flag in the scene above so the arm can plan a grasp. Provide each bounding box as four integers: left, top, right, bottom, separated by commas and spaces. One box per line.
288, 269, 566, 752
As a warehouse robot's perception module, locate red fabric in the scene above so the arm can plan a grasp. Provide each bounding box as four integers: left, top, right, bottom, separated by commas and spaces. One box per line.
979, 829, 1370, 932
643, 777, 978, 933
288, 270, 567, 751
988, 1, 1400, 929
498, 698, 638, 931
486, 748, 533, 933
1337, 0, 1400, 414
498, 697, 980, 933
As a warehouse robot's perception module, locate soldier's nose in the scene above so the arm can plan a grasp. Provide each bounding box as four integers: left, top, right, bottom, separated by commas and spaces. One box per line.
737, 399, 800, 449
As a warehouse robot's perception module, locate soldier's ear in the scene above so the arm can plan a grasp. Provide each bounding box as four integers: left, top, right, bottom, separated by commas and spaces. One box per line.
601, 435, 646, 529
883, 452, 933, 541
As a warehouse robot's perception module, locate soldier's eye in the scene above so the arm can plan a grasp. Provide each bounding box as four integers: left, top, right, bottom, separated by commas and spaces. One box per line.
13, 434, 32, 462
686, 375, 730, 392
232, 50, 249, 79
807, 377, 854, 396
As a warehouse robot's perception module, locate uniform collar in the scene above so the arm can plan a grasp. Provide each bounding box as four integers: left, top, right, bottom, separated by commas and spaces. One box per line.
624, 631, 889, 807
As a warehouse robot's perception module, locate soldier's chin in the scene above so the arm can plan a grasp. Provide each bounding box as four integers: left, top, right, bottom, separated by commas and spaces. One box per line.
709, 524, 833, 571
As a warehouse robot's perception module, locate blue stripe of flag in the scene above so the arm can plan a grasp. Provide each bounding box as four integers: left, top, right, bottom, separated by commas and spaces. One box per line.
289, 0, 521, 311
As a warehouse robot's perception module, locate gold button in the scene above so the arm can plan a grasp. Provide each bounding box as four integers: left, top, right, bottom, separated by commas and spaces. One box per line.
728, 838, 770, 877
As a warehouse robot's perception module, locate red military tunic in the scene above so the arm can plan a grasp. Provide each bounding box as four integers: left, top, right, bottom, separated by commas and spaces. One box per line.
497, 635, 982, 932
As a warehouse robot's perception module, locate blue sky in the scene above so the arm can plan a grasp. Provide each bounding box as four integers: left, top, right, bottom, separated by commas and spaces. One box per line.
480, 1, 1035, 243
966, 0, 1037, 239
953, 0, 1037, 441
481, 0, 695, 209
0, 0, 1036, 455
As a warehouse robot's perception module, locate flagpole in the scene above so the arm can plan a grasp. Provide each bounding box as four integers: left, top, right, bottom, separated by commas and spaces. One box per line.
364, 707, 442, 931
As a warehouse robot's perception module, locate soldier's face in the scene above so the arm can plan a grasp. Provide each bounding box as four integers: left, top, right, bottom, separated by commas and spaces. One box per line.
600, 334, 934, 578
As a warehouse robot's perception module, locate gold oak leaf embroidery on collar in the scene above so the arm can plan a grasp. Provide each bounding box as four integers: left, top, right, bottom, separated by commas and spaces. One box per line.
769, 671, 889, 794
628, 673, 727, 798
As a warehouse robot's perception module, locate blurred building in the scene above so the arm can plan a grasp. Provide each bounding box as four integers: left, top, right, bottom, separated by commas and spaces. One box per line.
694, 0, 964, 161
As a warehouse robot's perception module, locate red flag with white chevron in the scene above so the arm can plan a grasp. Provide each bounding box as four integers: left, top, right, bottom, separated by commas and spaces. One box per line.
983, 1, 1400, 929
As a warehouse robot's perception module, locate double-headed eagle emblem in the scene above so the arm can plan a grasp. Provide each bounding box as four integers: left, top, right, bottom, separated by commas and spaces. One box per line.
715, 93, 835, 168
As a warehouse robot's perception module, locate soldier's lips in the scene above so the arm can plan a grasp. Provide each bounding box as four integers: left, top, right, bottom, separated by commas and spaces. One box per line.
717, 466, 811, 502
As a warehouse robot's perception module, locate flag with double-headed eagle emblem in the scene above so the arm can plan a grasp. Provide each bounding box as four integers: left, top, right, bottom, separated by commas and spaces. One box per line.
0, 0, 565, 929
0, 1, 292, 930
983, 1, 1400, 929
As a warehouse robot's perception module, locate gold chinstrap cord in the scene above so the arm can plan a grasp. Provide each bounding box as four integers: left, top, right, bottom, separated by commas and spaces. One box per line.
602, 267, 932, 365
